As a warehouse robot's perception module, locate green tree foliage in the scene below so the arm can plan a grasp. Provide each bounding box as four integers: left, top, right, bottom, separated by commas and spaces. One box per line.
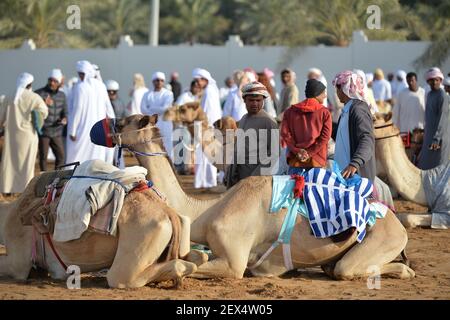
159, 0, 230, 45
0, 0, 447, 66
0, 0, 87, 48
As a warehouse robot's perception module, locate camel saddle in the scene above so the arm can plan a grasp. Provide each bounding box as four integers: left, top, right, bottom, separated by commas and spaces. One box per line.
18, 170, 73, 229
34, 170, 73, 198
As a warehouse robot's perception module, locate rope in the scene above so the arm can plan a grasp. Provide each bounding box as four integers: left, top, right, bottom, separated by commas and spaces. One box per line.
70, 175, 128, 192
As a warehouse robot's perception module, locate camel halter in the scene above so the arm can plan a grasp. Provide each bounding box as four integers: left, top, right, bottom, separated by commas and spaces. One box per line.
111, 125, 167, 163
374, 122, 400, 140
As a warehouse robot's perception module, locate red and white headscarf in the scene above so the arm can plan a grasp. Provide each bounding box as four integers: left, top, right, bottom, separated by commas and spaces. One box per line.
425, 67, 444, 81
332, 70, 373, 112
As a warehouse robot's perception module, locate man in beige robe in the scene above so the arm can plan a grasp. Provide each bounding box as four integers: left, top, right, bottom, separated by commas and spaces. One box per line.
0, 73, 48, 194
278, 68, 299, 116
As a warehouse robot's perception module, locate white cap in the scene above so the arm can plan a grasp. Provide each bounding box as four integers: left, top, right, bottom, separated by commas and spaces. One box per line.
152, 71, 166, 81
105, 79, 120, 91
443, 77, 450, 86
48, 69, 63, 83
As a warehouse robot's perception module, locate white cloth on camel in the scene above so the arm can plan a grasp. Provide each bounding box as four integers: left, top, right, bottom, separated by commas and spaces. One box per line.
54, 159, 147, 242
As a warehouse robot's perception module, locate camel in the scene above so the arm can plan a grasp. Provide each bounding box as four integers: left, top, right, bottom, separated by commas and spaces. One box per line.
164, 102, 237, 172
374, 119, 427, 206
0, 166, 207, 288
111, 114, 415, 280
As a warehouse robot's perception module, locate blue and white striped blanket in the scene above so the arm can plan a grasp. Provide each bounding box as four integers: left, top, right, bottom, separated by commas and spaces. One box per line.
303, 168, 373, 242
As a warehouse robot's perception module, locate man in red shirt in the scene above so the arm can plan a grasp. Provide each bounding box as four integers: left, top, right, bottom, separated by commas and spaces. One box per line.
281, 79, 332, 174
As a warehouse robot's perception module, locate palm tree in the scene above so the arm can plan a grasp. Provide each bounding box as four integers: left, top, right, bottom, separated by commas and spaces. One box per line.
234, 0, 317, 46
159, 0, 230, 45
414, 1, 450, 68
81, 0, 150, 47
0, 0, 86, 48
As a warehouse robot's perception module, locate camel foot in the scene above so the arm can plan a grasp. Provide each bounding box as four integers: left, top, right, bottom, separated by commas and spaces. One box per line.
321, 263, 336, 279
183, 249, 208, 267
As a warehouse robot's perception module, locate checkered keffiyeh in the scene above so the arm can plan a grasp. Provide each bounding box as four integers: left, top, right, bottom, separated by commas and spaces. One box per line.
241, 81, 269, 98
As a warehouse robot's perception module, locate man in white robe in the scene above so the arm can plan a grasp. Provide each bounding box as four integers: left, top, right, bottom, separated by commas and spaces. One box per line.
66, 60, 113, 165
392, 72, 425, 133
0, 73, 48, 193
192, 68, 222, 188
141, 72, 174, 157
128, 73, 148, 115
176, 80, 201, 106
372, 68, 392, 113
223, 70, 250, 122
89, 63, 116, 164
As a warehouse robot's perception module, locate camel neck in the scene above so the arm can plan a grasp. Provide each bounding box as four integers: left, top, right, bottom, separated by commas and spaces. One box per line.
375, 133, 427, 205
133, 142, 223, 222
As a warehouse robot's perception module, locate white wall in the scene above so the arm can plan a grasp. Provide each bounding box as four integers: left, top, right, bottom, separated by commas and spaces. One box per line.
0, 31, 448, 103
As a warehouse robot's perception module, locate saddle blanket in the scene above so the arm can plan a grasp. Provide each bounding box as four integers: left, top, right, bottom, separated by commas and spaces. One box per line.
53, 160, 148, 242
270, 168, 374, 243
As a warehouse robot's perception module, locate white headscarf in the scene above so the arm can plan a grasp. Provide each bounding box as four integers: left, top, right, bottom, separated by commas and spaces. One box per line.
192, 68, 216, 85
151, 71, 166, 82
192, 68, 221, 125
394, 70, 408, 95
49, 68, 63, 83
14, 72, 34, 104
91, 64, 103, 82
76, 60, 95, 80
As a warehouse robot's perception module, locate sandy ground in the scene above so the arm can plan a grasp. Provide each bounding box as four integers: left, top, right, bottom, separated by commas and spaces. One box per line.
0, 158, 448, 300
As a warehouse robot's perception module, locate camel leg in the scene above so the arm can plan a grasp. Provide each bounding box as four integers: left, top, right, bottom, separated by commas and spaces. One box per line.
190, 222, 254, 279
0, 223, 33, 280
333, 211, 415, 280
107, 215, 197, 288
178, 214, 191, 257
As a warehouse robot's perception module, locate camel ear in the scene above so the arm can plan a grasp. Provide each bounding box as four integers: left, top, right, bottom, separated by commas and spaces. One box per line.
192, 102, 200, 110
139, 114, 158, 128
213, 119, 223, 129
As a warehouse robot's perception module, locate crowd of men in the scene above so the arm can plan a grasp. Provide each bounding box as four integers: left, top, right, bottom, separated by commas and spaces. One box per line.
0, 60, 449, 195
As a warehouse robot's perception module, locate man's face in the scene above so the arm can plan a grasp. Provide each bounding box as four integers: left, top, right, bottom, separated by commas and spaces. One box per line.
195, 78, 208, 89
48, 78, 60, 91
153, 78, 164, 90
244, 95, 264, 114
427, 77, 442, 91
78, 72, 85, 81
387, 73, 394, 82
281, 72, 291, 85
191, 82, 201, 95
225, 78, 234, 88
445, 85, 450, 94
108, 90, 118, 101
335, 86, 347, 103
407, 76, 417, 91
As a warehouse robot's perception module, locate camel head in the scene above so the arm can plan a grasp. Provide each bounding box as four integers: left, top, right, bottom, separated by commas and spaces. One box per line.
163, 105, 180, 122
213, 116, 238, 135
110, 114, 161, 147
175, 102, 207, 124
374, 121, 400, 140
